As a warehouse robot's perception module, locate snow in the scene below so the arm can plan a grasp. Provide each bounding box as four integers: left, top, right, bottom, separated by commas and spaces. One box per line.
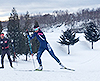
1, 27, 100, 81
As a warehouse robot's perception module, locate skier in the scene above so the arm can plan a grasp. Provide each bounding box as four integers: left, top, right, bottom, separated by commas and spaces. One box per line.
26, 22, 65, 71
0, 33, 13, 68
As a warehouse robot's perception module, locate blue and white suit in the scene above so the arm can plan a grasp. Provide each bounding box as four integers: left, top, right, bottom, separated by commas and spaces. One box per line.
28, 29, 60, 66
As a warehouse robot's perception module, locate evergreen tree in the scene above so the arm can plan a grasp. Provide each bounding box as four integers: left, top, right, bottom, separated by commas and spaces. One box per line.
23, 11, 32, 61
31, 36, 40, 53
0, 21, 3, 55
24, 11, 32, 31
0, 21, 3, 34
7, 7, 25, 61
58, 29, 79, 54
84, 21, 100, 49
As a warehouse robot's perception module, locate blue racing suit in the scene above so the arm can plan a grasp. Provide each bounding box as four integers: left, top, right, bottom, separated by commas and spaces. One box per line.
28, 29, 60, 66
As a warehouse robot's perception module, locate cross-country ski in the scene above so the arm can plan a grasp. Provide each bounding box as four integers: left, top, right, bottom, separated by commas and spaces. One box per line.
60, 67, 75, 71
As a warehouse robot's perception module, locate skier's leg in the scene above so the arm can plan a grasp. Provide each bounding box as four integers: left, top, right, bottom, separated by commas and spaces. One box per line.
46, 43, 65, 68
46, 44, 65, 68
37, 47, 45, 66
6, 50, 13, 67
35, 47, 45, 70
46, 43, 60, 63
1, 51, 5, 68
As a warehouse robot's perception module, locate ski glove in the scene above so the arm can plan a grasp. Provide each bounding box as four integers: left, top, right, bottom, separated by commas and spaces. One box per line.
26, 29, 29, 34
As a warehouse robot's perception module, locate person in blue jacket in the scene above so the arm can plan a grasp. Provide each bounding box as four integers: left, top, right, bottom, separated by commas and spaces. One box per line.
27, 22, 65, 71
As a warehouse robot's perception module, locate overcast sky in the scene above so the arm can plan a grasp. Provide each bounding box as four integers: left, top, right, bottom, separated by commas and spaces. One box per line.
0, 0, 100, 21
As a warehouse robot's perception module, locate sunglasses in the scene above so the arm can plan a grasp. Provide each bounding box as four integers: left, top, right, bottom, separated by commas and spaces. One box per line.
34, 27, 40, 31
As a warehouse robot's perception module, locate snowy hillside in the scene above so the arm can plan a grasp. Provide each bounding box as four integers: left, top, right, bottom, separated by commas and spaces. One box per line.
1, 26, 100, 81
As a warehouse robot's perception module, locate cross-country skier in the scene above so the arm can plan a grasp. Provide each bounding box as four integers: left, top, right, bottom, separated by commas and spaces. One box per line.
0, 33, 13, 68
26, 21, 65, 71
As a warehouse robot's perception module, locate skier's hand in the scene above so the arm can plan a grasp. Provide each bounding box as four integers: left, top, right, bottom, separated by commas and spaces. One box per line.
11, 39, 14, 43
31, 54, 33, 56
26, 29, 29, 34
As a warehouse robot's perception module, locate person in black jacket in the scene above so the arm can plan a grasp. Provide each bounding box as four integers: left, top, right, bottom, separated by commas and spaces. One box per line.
0, 33, 13, 68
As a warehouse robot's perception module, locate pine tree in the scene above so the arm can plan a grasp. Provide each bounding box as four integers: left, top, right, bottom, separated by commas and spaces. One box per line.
31, 36, 40, 53
0, 21, 3, 34
34, 20, 39, 27
0, 21, 3, 55
84, 21, 100, 49
23, 11, 32, 61
7, 7, 25, 61
58, 29, 79, 54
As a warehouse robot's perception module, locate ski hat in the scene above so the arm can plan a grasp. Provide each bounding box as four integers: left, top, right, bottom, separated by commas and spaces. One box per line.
0, 33, 4, 36
34, 21, 39, 28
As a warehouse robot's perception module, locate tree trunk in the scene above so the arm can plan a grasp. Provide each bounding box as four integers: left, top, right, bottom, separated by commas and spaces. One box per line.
26, 53, 28, 61
13, 55, 15, 62
13, 48, 16, 62
92, 42, 93, 49
68, 45, 70, 54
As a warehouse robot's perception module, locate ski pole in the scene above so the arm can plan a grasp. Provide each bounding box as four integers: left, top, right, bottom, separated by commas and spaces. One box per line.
11, 40, 18, 66
26, 30, 36, 69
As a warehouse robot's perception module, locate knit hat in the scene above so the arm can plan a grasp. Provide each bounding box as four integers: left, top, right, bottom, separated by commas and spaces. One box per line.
34, 21, 39, 28
0, 33, 4, 36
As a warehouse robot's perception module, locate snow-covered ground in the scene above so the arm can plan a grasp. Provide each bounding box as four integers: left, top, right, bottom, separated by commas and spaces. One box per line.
1, 27, 100, 81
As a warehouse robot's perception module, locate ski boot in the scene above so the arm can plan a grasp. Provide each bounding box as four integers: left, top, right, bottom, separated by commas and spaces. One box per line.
59, 62, 66, 69
35, 66, 43, 71
0, 66, 4, 69
11, 66, 14, 68
59, 62, 75, 71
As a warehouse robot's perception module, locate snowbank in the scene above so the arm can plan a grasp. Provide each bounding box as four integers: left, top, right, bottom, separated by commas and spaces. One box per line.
0, 27, 100, 81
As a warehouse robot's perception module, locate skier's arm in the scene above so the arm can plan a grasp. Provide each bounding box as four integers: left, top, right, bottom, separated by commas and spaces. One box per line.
0, 39, 4, 49
26, 30, 36, 40
38, 33, 46, 41
0, 39, 1, 46
8, 39, 14, 44
28, 33, 36, 40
